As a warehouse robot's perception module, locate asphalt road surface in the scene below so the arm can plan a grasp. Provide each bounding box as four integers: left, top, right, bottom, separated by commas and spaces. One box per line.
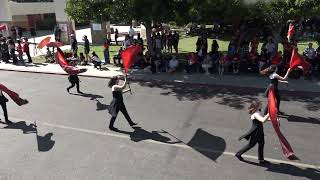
0, 71, 319, 180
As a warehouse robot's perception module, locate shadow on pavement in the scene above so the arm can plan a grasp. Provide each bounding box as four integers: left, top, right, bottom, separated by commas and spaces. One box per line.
113, 127, 182, 144
70, 92, 103, 100
3, 121, 37, 134
36, 132, 55, 152
96, 100, 109, 111
242, 160, 320, 180
2, 121, 55, 152
113, 127, 226, 162
187, 128, 226, 162
286, 115, 320, 125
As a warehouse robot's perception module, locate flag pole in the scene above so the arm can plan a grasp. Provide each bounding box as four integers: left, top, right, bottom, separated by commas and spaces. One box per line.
126, 74, 132, 94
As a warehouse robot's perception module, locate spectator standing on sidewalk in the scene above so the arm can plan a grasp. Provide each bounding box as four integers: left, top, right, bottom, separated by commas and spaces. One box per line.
23, 38, 32, 63
173, 31, 179, 53
16, 40, 24, 65
166, 31, 173, 53
54, 26, 62, 42
83, 35, 90, 62
103, 39, 110, 64
17, 27, 23, 39
71, 34, 78, 58
123, 35, 131, 49
114, 28, 119, 45
8, 39, 18, 65
10, 26, 16, 41
303, 42, 317, 74
0, 37, 10, 63
128, 26, 135, 43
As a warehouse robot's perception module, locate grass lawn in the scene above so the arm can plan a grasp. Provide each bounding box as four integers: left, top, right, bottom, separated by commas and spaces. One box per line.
33, 37, 315, 63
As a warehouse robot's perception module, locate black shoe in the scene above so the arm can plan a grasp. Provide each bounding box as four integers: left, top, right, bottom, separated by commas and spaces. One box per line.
235, 154, 244, 161
5, 120, 13, 124
278, 111, 285, 115
130, 122, 138, 127
67, 88, 70, 93
259, 160, 271, 165
77, 91, 83, 94
109, 127, 119, 132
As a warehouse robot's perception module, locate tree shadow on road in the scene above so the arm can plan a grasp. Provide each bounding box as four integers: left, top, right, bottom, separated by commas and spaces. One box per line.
242, 160, 320, 180
136, 80, 259, 110
135, 80, 320, 111
286, 115, 320, 125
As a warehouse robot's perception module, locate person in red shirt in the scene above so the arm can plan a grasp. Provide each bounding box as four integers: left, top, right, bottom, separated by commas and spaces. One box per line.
16, 40, 24, 65
23, 38, 32, 63
103, 39, 110, 64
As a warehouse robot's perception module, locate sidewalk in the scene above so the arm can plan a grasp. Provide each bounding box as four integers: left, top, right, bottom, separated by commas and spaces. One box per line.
1, 62, 320, 93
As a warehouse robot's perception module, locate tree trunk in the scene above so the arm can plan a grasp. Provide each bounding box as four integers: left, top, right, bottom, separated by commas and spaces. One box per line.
145, 21, 152, 50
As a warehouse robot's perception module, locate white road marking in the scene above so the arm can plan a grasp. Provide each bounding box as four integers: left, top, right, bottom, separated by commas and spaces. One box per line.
6, 117, 320, 170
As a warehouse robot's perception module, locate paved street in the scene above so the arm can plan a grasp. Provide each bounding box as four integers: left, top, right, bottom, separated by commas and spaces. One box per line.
0, 71, 319, 180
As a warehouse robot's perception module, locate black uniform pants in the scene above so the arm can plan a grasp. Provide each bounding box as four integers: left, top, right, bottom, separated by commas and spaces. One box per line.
67, 81, 80, 92
1, 102, 9, 122
236, 136, 265, 160
109, 103, 134, 128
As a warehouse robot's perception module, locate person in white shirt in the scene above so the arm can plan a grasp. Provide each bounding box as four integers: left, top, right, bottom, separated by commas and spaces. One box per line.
303, 42, 316, 61
123, 35, 131, 49
128, 26, 135, 43
202, 54, 212, 75
168, 55, 179, 73
266, 38, 276, 59
91, 51, 102, 69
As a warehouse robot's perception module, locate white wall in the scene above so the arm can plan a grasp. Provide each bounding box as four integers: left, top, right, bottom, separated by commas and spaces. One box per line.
54, 0, 68, 22
0, 0, 12, 21
9, 1, 55, 16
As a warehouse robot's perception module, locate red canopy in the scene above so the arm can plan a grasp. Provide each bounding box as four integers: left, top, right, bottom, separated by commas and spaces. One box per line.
46, 41, 64, 47
0, 24, 6, 31
37, 36, 51, 49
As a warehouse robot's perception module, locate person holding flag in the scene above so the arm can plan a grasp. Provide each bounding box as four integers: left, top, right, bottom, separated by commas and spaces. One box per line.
0, 83, 28, 124
261, 65, 291, 115
236, 100, 270, 164
107, 75, 137, 131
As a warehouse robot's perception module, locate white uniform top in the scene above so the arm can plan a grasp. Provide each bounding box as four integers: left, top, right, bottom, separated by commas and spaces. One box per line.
269, 72, 277, 80
251, 110, 263, 120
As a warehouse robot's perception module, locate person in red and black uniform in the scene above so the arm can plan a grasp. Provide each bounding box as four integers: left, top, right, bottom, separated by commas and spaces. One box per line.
23, 38, 32, 63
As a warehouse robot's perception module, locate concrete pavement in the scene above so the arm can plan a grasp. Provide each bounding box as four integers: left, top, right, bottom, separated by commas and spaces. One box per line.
0, 71, 319, 179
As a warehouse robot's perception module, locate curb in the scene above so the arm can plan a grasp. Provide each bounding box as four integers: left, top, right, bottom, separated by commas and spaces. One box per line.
1, 68, 320, 97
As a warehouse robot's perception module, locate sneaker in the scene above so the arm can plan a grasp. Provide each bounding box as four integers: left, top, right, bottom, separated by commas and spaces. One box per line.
5, 120, 13, 124
235, 154, 244, 161
109, 127, 119, 132
259, 160, 271, 165
67, 88, 70, 93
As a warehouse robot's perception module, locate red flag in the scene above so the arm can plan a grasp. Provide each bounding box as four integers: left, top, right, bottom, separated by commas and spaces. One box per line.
289, 48, 310, 74
37, 36, 51, 49
287, 23, 295, 39
268, 87, 298, 160
271, 52, 282, 65
56, 48, 87, 75
0, 84, 28, 106
121, 45, 142, 73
